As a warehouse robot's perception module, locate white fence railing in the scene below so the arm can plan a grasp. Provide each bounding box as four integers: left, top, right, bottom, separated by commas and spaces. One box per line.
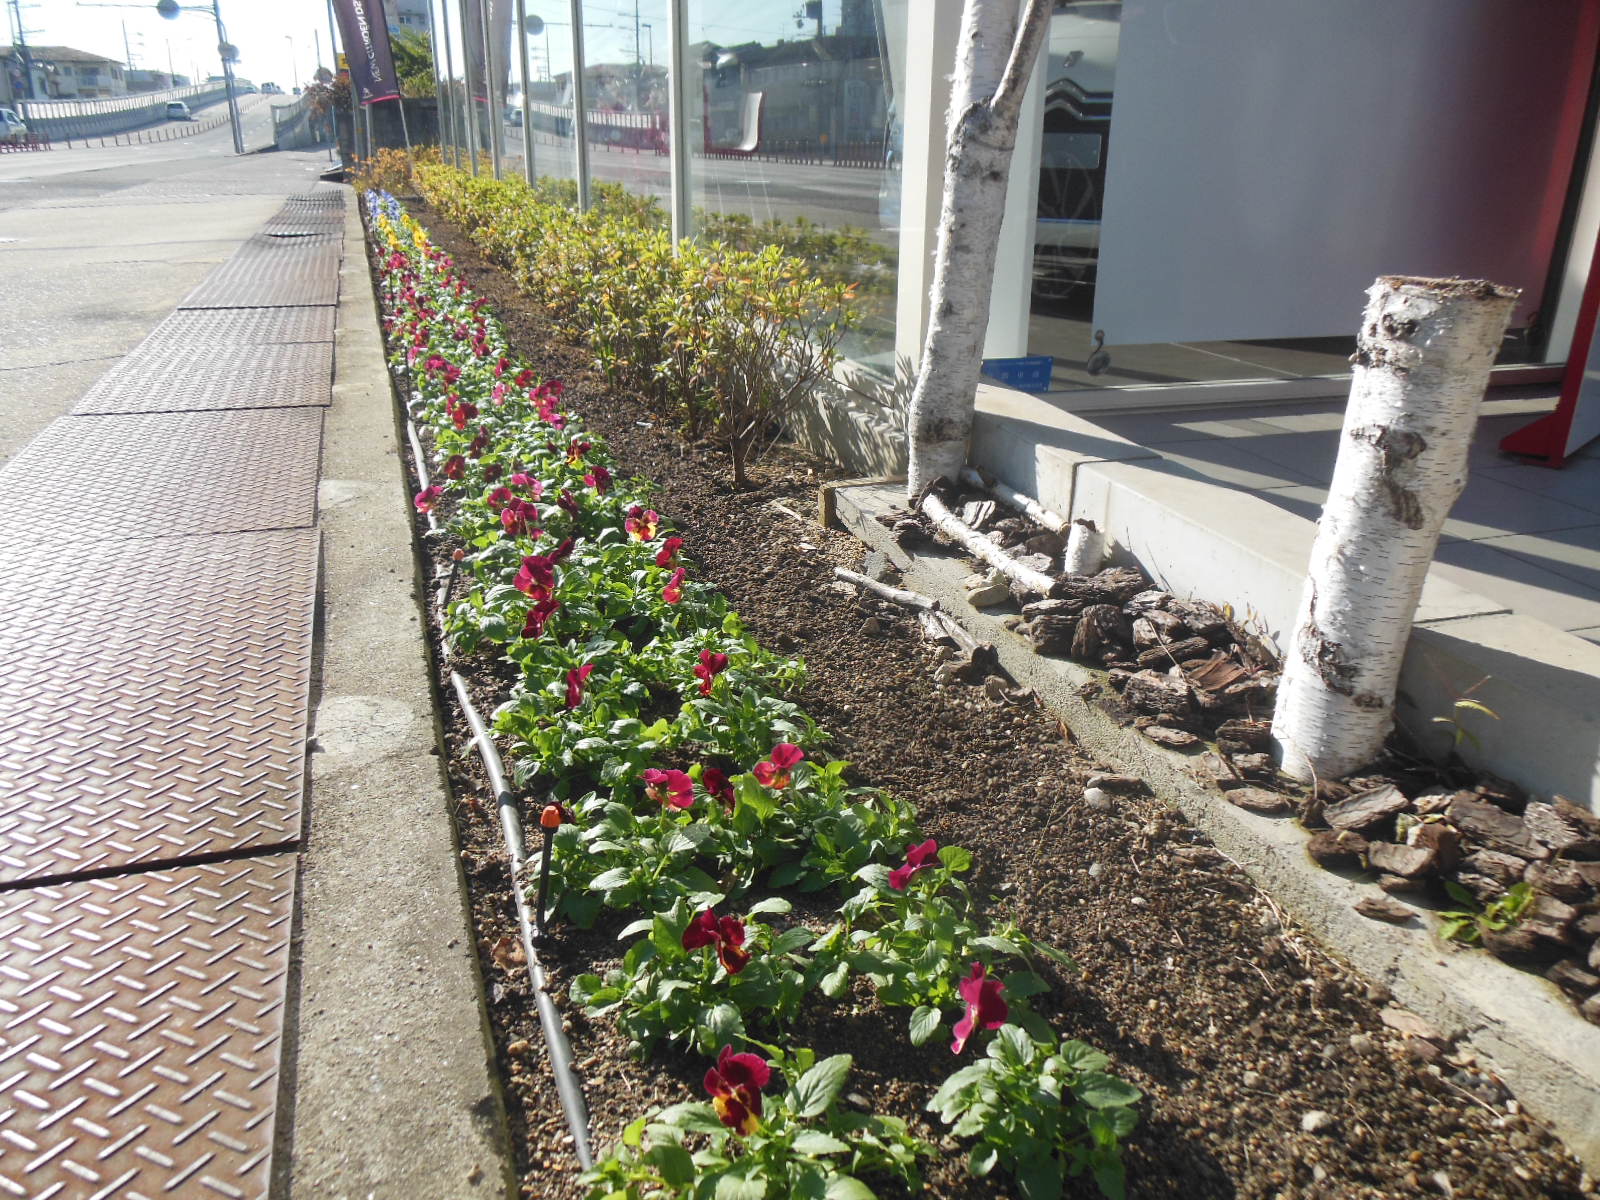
17, 82, 233, 139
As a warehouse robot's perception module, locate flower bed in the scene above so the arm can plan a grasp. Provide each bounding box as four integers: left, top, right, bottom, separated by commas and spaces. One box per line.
369, 190, 1142, 1200
367, 175, 1599, 1200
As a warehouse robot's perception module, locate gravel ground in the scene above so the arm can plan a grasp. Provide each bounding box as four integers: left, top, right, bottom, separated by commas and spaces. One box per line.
378, 198, 1598, 1200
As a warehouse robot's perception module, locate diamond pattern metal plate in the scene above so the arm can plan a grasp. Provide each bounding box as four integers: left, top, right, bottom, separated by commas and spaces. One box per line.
179, 238, 342, 310
0, 854, 294, 1199
73, 344, 332, 415
0, 409, 322, 540
0, 529, 317, 885
128, 308, 336, 355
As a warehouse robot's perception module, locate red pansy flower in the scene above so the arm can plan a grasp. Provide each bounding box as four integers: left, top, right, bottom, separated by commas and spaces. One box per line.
565, 663, 594, 708
487, 486, 515, 511
701, 767, 735, 811
753, 743, 804, 790
625, 509, 660, 541
501, 499, 539, 537
414, 485, 444, 513
483, 463, 503, 483
514, 554, 555, 597
693, 650, 729, 697
557, 489, 581, 518
681, 908, 752, 975
521, 597, 560, 638
468, 427, 491, 458
655, 537, 683, 567
566, 439, 592, 466
703, 1045, 771, 1135
951, 962, 1008, 1055
585, 465, 612, 495
889, 840, 940, 891
443, 454, 466, 481
550, 537, 575, 563
451, 399, 478, 430
642, 768, 694, 810
662, 567, 686, 605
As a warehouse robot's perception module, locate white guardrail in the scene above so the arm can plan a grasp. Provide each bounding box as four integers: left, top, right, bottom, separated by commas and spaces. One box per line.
17, 82, 234, 139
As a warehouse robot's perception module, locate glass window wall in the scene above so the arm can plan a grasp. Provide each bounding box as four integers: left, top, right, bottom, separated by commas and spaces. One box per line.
1023, 0, 1593, 395
683, 0, 906, 372
580, 0, 670, 220
511, 2, 581, 193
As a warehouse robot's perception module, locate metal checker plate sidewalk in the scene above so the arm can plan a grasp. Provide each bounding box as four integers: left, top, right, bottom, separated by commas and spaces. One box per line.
0, 409, 322, 540
128, 307, 336, 354
0, 854, 294, 1199
73, 344, 332, 415
179, 241, 342, 310
261, 211, 344, 237
0, 529, 317, 885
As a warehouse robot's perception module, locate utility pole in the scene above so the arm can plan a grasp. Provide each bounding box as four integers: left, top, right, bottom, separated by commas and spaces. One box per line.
123, 20, 135, 69
8, 0, 35, 98
633, 0, 640, 109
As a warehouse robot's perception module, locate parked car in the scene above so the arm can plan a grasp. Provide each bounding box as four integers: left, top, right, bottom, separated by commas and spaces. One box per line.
0, 108, 26, 143
165, 100, 192, 121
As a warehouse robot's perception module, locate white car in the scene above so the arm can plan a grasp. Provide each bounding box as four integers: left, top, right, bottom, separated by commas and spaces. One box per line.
165, 100, 192, 121
0, 108, 27, 143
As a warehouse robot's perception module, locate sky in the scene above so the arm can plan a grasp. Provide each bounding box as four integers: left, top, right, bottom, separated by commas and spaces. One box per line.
16, 0, 844, 92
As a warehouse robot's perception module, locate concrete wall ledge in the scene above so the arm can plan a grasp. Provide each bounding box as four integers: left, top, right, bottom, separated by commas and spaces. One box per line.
832, 480, 1600, 1175
966, 392, 1600, 809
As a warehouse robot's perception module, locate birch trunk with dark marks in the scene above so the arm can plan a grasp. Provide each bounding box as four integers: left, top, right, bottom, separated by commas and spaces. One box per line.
905, 0, 1053, 498
1272, 276, 1517, 783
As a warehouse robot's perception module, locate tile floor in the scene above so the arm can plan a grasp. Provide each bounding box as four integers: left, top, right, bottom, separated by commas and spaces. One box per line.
1078, 387, 1600, 638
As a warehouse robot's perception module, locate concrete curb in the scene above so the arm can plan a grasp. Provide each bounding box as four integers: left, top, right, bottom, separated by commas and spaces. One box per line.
284, 190, 514, 1199
834, 479, 1600, 1176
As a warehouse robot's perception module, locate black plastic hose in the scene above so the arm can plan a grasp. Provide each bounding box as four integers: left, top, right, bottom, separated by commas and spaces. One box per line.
450, 671, 595, 1170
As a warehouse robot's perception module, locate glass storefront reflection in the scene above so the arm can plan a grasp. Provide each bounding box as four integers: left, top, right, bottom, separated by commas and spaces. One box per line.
510, 2, 579, 190
685, 0, 905, 372
581, 0, 670, 209
1025, 1, 1554, 394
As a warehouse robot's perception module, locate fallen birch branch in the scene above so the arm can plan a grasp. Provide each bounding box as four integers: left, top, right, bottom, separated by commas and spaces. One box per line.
921, 491, 1061, 598
959, 467, 1068, 534
833, 566, 939, 611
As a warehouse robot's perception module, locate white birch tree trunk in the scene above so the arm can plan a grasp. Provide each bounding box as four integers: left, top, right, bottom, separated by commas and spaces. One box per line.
1272, 276, 1517, 783
905, 0, 1052, 498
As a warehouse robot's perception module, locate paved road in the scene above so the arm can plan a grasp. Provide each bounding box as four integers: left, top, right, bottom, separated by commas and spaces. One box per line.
497, 126, 890, 230
0, 100, 331, 463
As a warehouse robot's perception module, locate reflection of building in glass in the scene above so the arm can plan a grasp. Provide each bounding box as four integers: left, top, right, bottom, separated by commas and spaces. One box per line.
696, 35, 888, 157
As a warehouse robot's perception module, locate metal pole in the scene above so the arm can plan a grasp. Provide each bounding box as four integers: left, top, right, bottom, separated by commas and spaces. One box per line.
666, 0, 688, 241
395, 96, 413, 153
480, 0, 502, 179
459, 0, 480, 174
425, 0, 449, 155
567, 0, 589, 209
436, 0, 460, 167
514, 0, 533, 184
285, 34, 298, 91
213, 1, 244, 154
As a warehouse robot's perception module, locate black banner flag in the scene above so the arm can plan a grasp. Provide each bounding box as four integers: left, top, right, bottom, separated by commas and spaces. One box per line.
332, 0, 401, 105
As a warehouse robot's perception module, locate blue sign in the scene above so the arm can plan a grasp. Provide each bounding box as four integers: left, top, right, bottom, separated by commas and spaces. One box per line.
981, 355, 1055, 392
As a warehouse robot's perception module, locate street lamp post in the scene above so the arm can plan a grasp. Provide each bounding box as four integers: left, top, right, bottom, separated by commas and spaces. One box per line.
285, 34, 298, 90
156, 0, 244, 154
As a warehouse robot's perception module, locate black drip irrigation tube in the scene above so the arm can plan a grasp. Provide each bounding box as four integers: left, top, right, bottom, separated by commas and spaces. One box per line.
400, 383, 593, 1169
449, 671, 595, 1171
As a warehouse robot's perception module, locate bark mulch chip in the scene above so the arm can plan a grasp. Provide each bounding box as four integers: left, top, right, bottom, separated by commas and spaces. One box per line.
386, 199, 1598, 1200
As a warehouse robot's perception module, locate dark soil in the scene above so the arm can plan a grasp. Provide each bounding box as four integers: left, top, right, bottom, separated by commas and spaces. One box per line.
382, 197, 1598, 1200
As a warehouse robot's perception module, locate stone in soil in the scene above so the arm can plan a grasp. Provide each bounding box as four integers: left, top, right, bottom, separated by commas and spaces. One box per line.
1323, 784, 1410, 833
1546, 959, 1600, 997
1226, 787, 1293, 816
1140, 724, 1200, 748
1306, 829, 1369, 870
1523, 798, 1600, 858
1449, 794, 1548, 860
1368, 841, 1436, 878
1355, 895, 1416, 924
